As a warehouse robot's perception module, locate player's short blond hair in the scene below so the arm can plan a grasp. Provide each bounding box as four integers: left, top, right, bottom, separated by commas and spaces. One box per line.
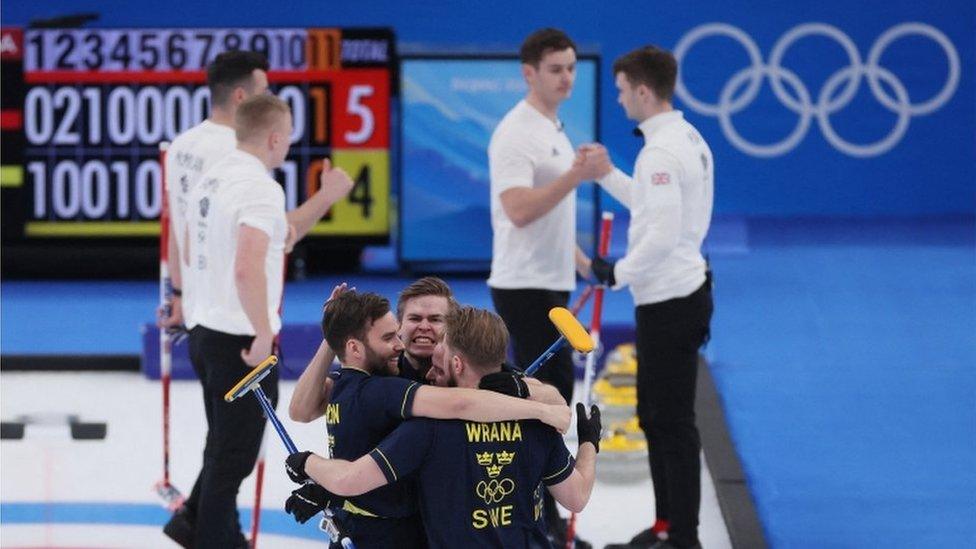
235, 94, 290, 143
397, 277, 457, 321
445, 306, 508, 372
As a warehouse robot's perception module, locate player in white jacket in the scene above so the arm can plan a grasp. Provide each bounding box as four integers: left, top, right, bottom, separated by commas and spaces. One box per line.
577, 45, 714, 549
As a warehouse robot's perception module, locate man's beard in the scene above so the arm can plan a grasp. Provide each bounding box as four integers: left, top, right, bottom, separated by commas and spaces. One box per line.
364, 344, 396, 374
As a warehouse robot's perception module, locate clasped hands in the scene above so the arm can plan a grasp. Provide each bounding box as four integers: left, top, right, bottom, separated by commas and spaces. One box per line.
572, 143, 613, 181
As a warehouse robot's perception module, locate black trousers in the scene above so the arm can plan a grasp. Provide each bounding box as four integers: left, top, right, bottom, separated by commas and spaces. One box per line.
185, 325, 279, 548
491, 287, 573, 533
635, 281, 713, 548
490, 288, 574, 401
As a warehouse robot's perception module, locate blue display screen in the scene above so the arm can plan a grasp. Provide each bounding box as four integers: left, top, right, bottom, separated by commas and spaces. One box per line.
399, 56, 599, 264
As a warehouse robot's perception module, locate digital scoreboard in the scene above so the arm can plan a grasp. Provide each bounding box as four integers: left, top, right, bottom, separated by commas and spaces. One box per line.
0, 27, 394, 243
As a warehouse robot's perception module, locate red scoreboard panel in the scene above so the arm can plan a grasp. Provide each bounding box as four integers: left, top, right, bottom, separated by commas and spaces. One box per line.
0, 27, 394, 242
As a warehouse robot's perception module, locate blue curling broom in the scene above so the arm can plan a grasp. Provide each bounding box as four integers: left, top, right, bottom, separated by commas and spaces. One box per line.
225, 356, 355, 549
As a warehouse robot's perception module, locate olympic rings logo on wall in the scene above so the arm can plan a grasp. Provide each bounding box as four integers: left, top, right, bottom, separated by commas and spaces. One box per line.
673, 22, 960, 157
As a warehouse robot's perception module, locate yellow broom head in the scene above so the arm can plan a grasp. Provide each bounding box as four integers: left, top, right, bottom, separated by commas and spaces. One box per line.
548, 307, 594, 353
224, 355, 278, 402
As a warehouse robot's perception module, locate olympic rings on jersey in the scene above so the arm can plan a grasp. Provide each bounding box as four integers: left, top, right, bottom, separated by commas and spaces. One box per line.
673, 22, 961, 157
476, 478, 515, 505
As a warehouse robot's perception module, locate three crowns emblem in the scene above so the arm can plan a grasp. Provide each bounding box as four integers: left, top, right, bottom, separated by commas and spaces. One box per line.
475, 451, 517, 478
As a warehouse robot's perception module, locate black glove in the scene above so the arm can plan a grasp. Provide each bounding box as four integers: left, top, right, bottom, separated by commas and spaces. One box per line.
575, 403, 602, 453
285, 482, 337, 524
285, 451, 312, 484
479, 370, 530, 399
591, 257, 616, 287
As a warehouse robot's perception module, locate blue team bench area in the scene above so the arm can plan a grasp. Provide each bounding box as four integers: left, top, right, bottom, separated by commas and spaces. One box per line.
1, 213, 743, 369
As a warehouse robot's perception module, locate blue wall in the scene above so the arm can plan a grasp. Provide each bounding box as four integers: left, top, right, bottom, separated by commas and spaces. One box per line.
4, 0, 973, 216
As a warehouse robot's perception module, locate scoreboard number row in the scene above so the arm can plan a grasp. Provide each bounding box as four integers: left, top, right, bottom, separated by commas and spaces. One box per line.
25, 29, 319, 71
23, 83, 377, 147
28, 152, 386, 235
